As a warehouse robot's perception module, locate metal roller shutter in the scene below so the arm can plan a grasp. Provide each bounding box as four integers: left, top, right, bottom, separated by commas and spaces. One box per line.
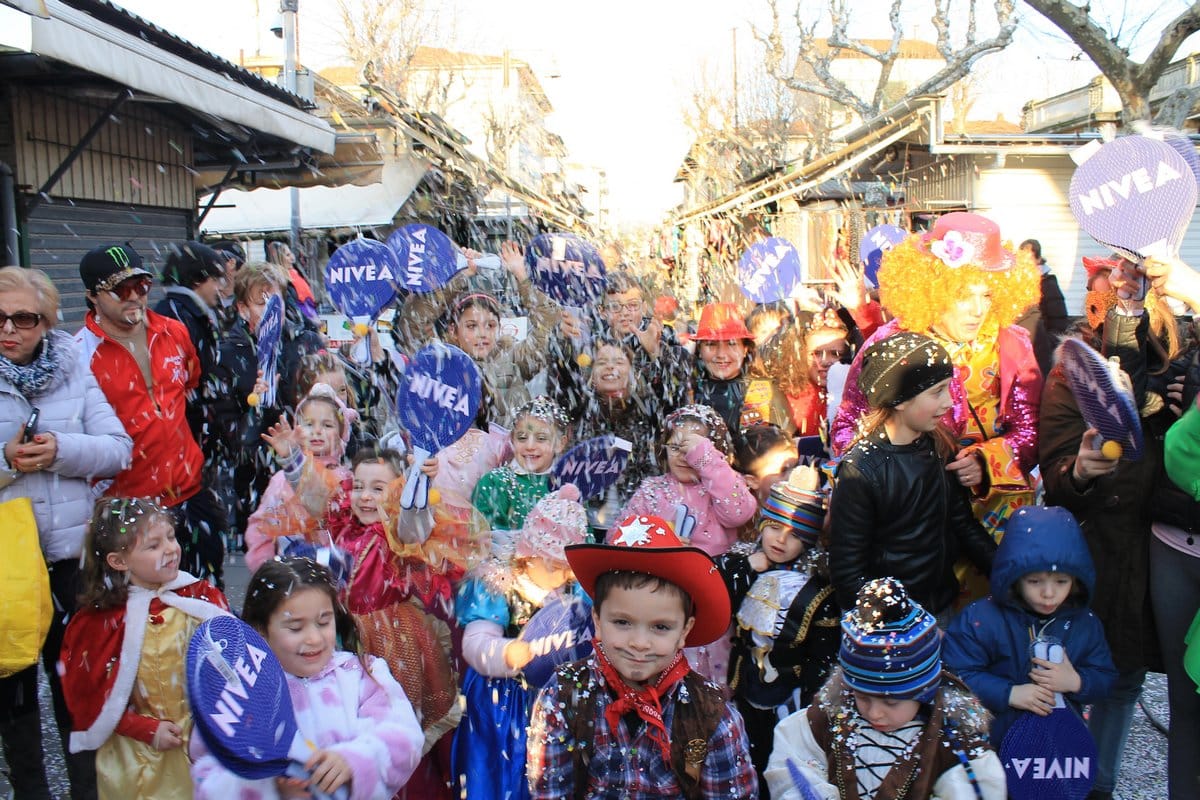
24, 199, 190, 329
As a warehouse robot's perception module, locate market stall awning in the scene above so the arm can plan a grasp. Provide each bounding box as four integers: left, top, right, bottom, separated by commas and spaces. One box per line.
1, 0, 335, 153
200, 158, 429, 236
193, 133, 386, 194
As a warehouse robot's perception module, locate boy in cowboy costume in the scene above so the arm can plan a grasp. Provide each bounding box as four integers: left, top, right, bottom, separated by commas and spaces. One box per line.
526, 512, 758, 799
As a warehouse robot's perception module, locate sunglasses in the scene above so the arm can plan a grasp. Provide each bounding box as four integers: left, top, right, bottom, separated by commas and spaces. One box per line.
0, 311, 43, 330
106, 276, 152, 301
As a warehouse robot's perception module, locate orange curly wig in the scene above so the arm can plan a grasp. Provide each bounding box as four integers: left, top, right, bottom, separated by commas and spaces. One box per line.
876, 235, 1041, 334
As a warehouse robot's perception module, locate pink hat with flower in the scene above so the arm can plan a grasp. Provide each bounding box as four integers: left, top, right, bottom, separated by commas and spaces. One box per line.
917, 212, 1016, 272
301, 383, 360, 444
515, 483, 589, 564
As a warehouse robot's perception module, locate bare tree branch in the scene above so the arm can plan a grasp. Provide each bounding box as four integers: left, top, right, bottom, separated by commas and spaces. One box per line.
1023, 0, 1200, 123
758, 0, 1017, 136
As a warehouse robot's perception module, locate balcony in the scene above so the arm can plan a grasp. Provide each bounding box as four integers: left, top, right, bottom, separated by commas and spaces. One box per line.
1022, 54, 1200, 132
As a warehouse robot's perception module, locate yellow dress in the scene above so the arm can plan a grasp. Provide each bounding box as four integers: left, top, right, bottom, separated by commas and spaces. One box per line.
937, 329, 1036, 604
95, 607, 199, 800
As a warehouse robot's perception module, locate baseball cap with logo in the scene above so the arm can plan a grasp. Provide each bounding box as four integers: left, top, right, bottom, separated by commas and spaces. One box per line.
79, 243, 152, 293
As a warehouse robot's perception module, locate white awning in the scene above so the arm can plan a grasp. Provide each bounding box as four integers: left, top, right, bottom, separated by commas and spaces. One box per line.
200, 158, 429, 236
2, 0, 335, 153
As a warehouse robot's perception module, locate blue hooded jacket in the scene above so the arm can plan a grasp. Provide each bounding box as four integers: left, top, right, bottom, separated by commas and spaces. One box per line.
943, 505, 1117, 744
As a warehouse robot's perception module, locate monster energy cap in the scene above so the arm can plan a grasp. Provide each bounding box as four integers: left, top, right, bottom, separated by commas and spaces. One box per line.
80, 243, 151, 293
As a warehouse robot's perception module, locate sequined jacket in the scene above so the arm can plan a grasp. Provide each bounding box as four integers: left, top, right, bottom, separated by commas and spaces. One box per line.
614, 438, 757, 557
717, 550, 841, 710
831, 319, 1042, 502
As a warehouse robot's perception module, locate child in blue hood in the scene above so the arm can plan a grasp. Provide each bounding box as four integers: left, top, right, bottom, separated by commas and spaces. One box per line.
943, 505, 1117, 744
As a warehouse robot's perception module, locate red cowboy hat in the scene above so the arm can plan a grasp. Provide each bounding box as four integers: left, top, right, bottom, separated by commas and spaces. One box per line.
918, 212, 1016, 272
565, 514, 731, 647
1082, 255, 1120, 278
690, 302, 753, 342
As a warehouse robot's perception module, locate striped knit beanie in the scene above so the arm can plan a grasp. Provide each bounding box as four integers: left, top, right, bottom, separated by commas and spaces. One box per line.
839, 577, 942, 702
759, 466, 825, 546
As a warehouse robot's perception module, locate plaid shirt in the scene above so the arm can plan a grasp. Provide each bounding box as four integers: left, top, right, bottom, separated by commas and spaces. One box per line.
527, 658, 758, 799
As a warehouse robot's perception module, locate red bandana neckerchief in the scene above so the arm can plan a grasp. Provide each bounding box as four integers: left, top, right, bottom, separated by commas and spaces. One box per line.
594, 643, 691, 761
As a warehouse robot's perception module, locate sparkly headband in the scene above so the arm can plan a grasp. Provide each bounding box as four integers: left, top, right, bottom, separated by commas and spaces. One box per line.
454, 292, 501, 313
665, 404, 734, 456
96, 497, 169, 534
300, 382, 360, 444
514, 395, 571, 431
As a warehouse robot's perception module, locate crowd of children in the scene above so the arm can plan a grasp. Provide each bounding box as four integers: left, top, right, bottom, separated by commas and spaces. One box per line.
21, 219, 1200, 800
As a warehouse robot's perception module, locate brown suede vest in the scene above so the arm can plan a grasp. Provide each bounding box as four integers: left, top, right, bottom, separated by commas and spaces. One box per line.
805, 675, 988, 800
556, 658, 725, 800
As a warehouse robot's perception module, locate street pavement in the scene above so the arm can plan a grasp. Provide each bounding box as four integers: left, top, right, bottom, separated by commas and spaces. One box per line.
0, 553, 1171, 798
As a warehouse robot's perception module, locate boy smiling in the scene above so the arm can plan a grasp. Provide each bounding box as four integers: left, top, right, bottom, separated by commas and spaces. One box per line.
526, 513, 758, 799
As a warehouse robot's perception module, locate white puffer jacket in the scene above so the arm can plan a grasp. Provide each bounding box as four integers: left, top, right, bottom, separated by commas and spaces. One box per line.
0, 330, 132, 562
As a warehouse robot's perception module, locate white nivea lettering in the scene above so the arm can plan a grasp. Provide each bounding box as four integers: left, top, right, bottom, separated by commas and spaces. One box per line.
453, 393, 471, 415
1105, 174, 1133, 200
210, 692, 244, 737
233, 655, 258, 689
328, 267, 346, 283
1078, 161, 1184, 215
1010, 758, 1031, 779
1157, 159, 1183, 185
409, 373, 432, 399
247, 644, 267, 671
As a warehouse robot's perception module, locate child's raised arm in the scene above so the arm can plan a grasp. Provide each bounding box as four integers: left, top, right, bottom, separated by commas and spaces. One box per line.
685, 436, 757, 527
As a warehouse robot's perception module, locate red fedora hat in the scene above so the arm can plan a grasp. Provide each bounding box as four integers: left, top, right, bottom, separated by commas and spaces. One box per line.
690, 302, 753, 342
565, 514, 731, 647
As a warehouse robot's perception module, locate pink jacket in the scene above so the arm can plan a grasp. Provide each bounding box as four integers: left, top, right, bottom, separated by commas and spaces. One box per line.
191, 652, 422, 800
612, 438, 756, 557
831, 320, 1042, 488
244, 463, 353, 574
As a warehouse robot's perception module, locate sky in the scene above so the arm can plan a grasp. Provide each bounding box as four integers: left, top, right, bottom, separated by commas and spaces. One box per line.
113, 0, 1197, 229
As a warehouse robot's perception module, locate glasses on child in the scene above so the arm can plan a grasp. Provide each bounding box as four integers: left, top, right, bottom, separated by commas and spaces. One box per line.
0, 311, 43, 330
605, 301, 642, 314
107, 276, 152, 301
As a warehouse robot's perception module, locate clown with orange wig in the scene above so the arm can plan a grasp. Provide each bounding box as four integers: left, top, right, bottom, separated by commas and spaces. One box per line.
832, 212, 1043, 548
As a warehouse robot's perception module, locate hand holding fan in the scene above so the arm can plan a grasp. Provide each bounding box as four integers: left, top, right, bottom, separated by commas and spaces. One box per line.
324, 238, 400, 364
1058, 338, 1143, 461
252, 294, 284, 408
738, 237, 803, 304
1000, 639, 1097, 800
517, 592, 595, 687
549, 435, 632, 500
187, 615, 348, 799
524, 233, 607, 306
386, 224, 498, 297
395, 343, 482, 509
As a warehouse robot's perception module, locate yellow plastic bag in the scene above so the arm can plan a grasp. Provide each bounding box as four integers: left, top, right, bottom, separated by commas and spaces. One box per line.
0, 497, 52, 677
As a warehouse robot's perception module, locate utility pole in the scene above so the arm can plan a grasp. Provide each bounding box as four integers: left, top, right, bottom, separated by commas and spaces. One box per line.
281, 0, 301, 253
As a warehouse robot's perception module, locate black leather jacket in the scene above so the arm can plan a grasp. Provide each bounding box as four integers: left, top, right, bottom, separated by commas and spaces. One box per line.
830, 431, 997, 612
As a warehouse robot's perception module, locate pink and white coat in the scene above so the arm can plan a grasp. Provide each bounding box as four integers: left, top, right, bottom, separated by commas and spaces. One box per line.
611, 437, 757, 557
191, 651, 423, 800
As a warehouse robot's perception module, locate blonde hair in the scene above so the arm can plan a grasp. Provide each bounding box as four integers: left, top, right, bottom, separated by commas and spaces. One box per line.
233, 260, 285, 303
0, 266, 59, 324
877, 236, 1040, 333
